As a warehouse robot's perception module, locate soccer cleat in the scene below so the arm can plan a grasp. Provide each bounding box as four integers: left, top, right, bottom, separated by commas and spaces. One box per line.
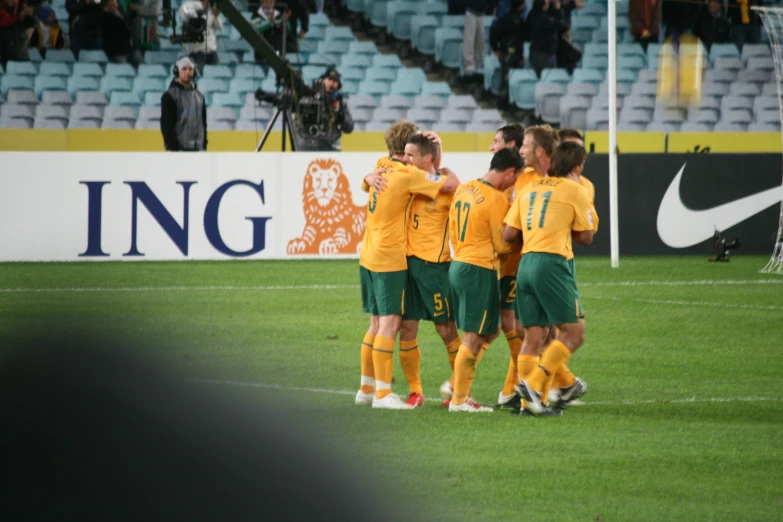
497, 391, 522, 411
372, 393, 415, 410
547, 388, 561, 405
555, 377, 587, 409
515, 380, 545, 415
405, 392, 425, 408
448, 398, 493, 413
355, 389, 374, 406
439, 380, 454, 400
440, 399, 451, 407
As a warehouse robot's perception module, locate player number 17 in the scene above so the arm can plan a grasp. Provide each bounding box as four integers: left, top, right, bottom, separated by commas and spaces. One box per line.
454, 201, 471, 241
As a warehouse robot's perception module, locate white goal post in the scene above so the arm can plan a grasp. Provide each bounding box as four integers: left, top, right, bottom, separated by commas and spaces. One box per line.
754, 7, 783, 274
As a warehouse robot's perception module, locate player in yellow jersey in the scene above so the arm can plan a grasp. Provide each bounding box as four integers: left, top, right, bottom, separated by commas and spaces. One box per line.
496, 125, 560, 410
355, 121, 460, 410
393, 134, 463, 408
448, 148, 524, 413
503, 142, 594, 416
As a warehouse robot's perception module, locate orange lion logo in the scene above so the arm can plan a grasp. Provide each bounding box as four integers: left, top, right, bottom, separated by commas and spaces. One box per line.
287, 159, 366, 255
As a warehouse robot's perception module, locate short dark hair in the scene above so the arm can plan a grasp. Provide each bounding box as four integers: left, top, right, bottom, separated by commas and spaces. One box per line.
490, 147, 524, 173
406, 134, 438, 160
558, 128, 584, 143
549, 142, 587, 177
497, 123, 524, 149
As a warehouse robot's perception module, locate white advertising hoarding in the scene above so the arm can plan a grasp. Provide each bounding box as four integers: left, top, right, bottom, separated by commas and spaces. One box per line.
0, 152, 490, 262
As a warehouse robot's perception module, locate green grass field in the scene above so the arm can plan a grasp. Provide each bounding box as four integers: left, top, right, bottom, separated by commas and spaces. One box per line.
3, 257, 782, 521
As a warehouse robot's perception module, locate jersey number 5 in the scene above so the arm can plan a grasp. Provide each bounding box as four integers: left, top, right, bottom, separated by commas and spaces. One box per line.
454, 201, 471, 241
368, 192, 378, 214
526, 191, 552, 230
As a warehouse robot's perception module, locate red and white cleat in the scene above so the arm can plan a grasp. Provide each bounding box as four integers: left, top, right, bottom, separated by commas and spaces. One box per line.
448, 398, 493, 413
405, 392, 424, 408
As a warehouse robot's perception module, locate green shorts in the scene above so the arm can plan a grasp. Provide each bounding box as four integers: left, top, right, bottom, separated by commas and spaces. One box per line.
499, 275, 519, 318
360, 266, 407, 316
403, 256, 452, 323
449, 261, 499, 336
516, 253, 584, 327
567, 257, 576, 278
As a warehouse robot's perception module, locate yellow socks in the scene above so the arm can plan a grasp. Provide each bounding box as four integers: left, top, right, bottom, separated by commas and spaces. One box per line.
372, 335, 395, 400
553, 364, 576, 389
502, 330, 522, 396
527, 340, 571, 394
517, 354, 538, 382
445, 337, 461, 386
360, 333, 376, 394
452, 345, 477, 406
399, 339, 423, 395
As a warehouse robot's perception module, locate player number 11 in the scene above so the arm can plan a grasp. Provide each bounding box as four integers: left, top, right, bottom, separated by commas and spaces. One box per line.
526, 191, 552, 230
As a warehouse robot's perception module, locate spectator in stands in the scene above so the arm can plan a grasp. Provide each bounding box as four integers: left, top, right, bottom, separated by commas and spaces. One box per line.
728, 0, 762, 49
0, 0, 36, 63
662, 0, 699, 38
127, 0, 160, 62
463, 0, 494, 75
180, 0, 222, 69
629, 0, 662, 52
66, 0, 102, 59
490, 0, 526, 104
29, 6, 67, 58
288, 0, 315, 41
527, 0, 567, 77
693, 0, 731, 50
101, 0, 131, 63
251, 0, 294, 63
161, 56, 208, 151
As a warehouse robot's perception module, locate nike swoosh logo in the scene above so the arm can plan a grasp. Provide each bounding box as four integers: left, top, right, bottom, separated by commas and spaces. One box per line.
657, 163, 783, 248
433, 311, 445, 317
505, 299, 515, 303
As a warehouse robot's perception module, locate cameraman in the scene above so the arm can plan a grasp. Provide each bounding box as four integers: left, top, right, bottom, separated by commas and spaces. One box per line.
305, 67, 353, 151
180, 0, 223, 69
160, 57, 208, 152
490, 0, 527, 106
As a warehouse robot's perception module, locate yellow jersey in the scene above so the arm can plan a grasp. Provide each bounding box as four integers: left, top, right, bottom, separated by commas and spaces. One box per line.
505, 176, 593, 259
450, 179, 511, 271
564, 175, 599, 260
499, 166, 544, 277
407, 188, 454, 263
360, 157, 446, 272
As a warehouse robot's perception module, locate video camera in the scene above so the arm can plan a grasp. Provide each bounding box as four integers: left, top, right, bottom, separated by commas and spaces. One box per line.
709, 228, 740, 263
254, 78, 335, 139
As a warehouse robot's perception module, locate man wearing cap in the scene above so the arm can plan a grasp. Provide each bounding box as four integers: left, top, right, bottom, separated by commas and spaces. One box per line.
160, 56, 208, 152
306, 66, 353, 151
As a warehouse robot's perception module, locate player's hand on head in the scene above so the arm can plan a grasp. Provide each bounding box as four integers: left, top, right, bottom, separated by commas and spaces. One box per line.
365, 169, 387, 192
421, 130, 442, 148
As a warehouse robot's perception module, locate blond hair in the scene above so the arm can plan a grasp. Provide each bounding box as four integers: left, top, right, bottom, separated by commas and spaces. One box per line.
385, 120, 419, 156
524, 124, 559, 159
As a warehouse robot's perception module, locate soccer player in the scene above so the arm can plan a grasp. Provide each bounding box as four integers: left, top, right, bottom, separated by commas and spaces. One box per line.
448, 147, 524, 413
503, 142, 594, 416
355, 121, 460, 410
496, 125, 559, 409
398, 134, 462, 408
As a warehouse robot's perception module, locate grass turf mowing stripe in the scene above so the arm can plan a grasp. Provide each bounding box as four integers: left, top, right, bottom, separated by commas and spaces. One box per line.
587, 295, 783, 312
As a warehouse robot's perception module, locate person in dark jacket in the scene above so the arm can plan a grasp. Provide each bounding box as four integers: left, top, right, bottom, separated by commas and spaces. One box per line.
0, 0, 36, 63
100, 0, 131, 63
490, 0, 526, 102
728, 0, 762, 49
693, 0, 731, 50
628, 0, 662, 52
66, 0, 102, 59
160, 56, 208, 152
527, 0, 567, 77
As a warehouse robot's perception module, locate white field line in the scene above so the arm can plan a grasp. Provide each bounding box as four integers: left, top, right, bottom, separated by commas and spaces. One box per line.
196, 379, 781, 406
586, 295, 783, 312
2, 279, 783, 294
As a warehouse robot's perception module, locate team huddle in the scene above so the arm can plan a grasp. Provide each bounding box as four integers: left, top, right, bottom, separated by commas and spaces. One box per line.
355, 121, 598, 416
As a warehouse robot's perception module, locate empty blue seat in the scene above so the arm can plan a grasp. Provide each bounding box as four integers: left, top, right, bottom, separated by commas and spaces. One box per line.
583, 54, 608, 71
508, 69, 537, 110
358, 80, 391, 100
197, 78, 229, 100
365, 0, 391, 28
212, 92, 244, 107
217, 51, 240, 65
202, 65, 233, 79
709, 43, 740, 63
339, 66, 366, 83
442, 15, 464, 31
144, 51, 179, 64
372, 54, 403, 69
365, 67, 398, 82
324, 26, 355, 41
133, 77, 166, 97
310, 12, 329, 27
75, 91, 108, 106
396, 68, 427, 90
144, 91, 164, 106
110, 91, 142, 107
229, 78, 259, 96
434, 27, 463, 69
301, 65, 324, 83
99, 76, 132, 96
46, 49, 76, 62
583, 43, 608, 57
138, 64, 170, 78
234, 63, 267, 79
348, 41, 379, 56
79, 50, 108, 63
541, 68, 571, 85
34, 76, 67, 97
386, 1, 418, 40
72, 62, 104, 78
308, 53, 339, 66
207, 107, 238, 122
1, 75, 35, 94
319, 39, 351, 56
572, 68, 604, 85
390, 81, 420, 99
413, 95, 445, 110
341, 54, 372, 69
421, 81, 452, 103
105, 63, 136, 78
42, 90, 73, 105
6, 61, 38, 76
411, 15, 438, 55
344, 0, 364, 14
105, 105, 137, 120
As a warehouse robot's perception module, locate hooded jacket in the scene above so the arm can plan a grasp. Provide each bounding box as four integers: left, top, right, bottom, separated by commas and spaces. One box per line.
160, 79, 207, 151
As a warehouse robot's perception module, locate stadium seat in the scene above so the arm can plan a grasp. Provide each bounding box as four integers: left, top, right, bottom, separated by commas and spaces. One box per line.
358, 80, 391, 101
0, 103, 35, 122
75, 91, 108, 106
680, 122, 713, 132
35, 103, 69, 120
617, 43, 645, 59
702, 82, 729, 97
46, 49, 76, 62
571, 15, 600, 31
34, 76, 67, 97
566, 82, 597, 97
620, 108, 652, 124
746, 55, 774, 72
744, 69, 771, 84
411, 16, 439, 55
197, 78, 229, 100
42, 90, 73, 105
442, 15, 465, 31
79, 50, 108, 63
713, 121, 748, 131
27, 48, 42, 62
748, 121, 780, 131
714, 57, 743, 72
228, 78, 259, 97
135, 119, 160, 130
217, 51, 240, 65
535, 83, 564, 124
104, 104, 137, 120
38, 62, 71, 79
447, 95, 478, 111
138, 64, 170, 78
143, 91, 163, 106
761, 82, 777, 96
583, 42, 608, 58
102, 119, 135, 129
572, 68, 604, 86
98, 76, 131, 97
688, 107, 719, 124
618, 122, 646, 131
72, 62, 104, 79
396, 68, 427, 91
421, 81, 452, 103
70, 104, 103, 121
203, 65, 233, 79
472, 108, 504, 124
742, 43, 772, 64
729, 82, 761, 98
618, 55, 645, 74
434, 27, 463, 69
416, 1, 447, 20
308, 52, 339, 66
413, 95, 445, 111
756, 109, 779, 123
33, 116, 67, 129
637, 69, 657, 84
109, 91, 142, 108
348, 40, 379, 56
646, 43, 661, 69
630, 82, 657, 97
540, 68, 571, 85
625, 94, 655, 111
439, 108, 472, 124
138, 106, 161, 121
1, 75, 35, 95
340, 54, 373, 69
144, 51, 179, 65
372, 54, 403, 69
319, 40, 351, 56
652, 107, 686, 123
753, 95, 779, 114
209, 92, 243, 108
132, 77, 166, 97
646, 121, 680, 132
365, 0, 391, 28
234, 64, 267, 79
483, 53, 502, 95
207, 107, 238, 122
239, 105, 273, 121
365, 67, 398, 82
0, 117, 33, 128
508, 69, 537, 110
704, 69, 737, 84
709, 43, 741, 63
69, 118, 102, 129
386, 1, 417, 40
585, 107, 612, 130
105, 63, 136, 78
7, 61, 38, 76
